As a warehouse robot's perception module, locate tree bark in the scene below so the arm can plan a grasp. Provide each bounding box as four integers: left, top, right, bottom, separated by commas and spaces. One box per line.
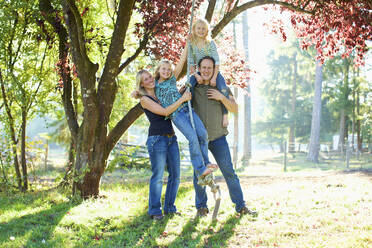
242, 11, 251, 165
307, 61, 323, 163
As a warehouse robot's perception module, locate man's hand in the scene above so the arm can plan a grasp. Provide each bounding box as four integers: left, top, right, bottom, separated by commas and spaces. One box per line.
206, 89, 224, 101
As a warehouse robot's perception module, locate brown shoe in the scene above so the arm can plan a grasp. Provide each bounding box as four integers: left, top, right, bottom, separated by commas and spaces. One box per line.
196, 207, 209, 217
239, 207, 258, 217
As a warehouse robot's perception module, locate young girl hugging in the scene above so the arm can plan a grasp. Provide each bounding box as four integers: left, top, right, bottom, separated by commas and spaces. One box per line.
155, 59, 218, 180
187, 18, 230, 127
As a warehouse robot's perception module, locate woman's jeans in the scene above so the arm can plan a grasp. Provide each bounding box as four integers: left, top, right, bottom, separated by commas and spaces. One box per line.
147, 135, 180, 216
172, 106, 210, 176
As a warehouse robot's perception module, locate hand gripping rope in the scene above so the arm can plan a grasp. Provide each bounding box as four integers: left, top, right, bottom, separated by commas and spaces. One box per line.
186, 0, 221, 220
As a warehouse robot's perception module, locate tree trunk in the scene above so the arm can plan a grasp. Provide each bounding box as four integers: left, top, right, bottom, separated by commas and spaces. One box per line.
307, 61, 323, 163
242, 11, 251, 165
0, 71, 22, 189
232, 20, 239, 168
338, 109, 346, 153
20, 108, 28, 191
288, 53, 297, 153
356, 90, 362, 151
338, 58, 350, 154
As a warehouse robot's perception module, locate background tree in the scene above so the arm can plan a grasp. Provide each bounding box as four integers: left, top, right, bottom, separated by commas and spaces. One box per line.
241, 10, 252, 165
0, 0, 57, 190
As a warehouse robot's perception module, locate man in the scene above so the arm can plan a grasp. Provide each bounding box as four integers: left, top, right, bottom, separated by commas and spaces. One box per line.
190, 56, 257, 217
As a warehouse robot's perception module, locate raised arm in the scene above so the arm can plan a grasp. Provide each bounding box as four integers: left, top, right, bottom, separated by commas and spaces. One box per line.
140, 92, 191, 116
174, 45, 188, 78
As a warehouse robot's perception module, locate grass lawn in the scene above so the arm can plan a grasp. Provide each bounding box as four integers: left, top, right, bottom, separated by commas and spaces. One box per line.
0, 153, 371, 247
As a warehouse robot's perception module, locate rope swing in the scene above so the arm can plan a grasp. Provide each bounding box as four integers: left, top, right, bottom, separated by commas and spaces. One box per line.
186, 0, 221, 221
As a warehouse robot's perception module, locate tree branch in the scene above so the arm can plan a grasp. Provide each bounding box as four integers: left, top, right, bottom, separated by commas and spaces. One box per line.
117, 33, 150, 75
105, 103, 144, 158
65, 0, 93, 67
205, 0, 217, 22
97, 0, 136, 127
39, 0, 79, 138
212, 0, 314, 38
63, 0, 97, 75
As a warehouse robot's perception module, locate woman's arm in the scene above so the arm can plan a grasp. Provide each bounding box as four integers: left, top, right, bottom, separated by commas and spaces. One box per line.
140, 92, 191, 116
174, 45, 188, 79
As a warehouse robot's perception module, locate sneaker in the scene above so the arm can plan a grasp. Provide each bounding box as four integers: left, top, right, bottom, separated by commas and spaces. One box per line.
239, 207, 258, 217
196, 207, 209, 217
150, 214, 164, 220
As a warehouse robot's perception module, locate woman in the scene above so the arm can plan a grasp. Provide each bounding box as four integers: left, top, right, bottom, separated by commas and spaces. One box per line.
135, 69, 192, 220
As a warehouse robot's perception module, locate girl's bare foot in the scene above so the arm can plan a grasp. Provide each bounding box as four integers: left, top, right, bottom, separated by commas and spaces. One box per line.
206, 163, 218, 171
201, 167, 213, 177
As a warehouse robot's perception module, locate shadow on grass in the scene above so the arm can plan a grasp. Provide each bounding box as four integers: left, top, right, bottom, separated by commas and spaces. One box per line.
0, 188, 63, 213
167, 214, 245, 248
89, 185, 194, 247
0, 199, 79, 247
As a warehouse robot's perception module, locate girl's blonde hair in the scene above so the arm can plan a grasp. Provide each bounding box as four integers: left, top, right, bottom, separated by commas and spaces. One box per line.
154, 59, 174, 81
191, 18, 211, 45
136, 69, 151, 96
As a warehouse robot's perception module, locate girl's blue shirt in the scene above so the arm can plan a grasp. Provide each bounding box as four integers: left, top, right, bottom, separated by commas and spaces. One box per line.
155, 76, 186, 119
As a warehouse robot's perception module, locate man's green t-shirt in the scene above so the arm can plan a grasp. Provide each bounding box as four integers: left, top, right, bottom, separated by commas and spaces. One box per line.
192, 84, 233, 141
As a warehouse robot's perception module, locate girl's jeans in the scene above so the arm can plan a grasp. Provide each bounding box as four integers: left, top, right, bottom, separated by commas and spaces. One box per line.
172, 106, 210, 176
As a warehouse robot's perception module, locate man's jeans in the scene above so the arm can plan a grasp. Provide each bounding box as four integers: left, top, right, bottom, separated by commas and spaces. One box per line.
172, 106, 210, 176
147, 135, 180, 216
193, 135, 246, 212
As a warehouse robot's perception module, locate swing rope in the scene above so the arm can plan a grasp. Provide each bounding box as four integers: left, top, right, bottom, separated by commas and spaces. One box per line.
185, 0, 221, 220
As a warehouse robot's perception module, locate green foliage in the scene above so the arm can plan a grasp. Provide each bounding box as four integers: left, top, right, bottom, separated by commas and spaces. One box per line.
107, 144, 150, 171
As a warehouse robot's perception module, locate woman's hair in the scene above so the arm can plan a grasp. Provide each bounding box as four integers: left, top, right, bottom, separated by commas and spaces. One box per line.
136, 69, 151, 96
191, 18, 211, 45
154, 59, 173, 81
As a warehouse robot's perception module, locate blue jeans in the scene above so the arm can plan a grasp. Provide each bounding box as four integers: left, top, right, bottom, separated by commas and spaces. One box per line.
172, 106, 210, 176
193, 135, 246, 212
146, 135, 180, 216
190, 72, 229, 115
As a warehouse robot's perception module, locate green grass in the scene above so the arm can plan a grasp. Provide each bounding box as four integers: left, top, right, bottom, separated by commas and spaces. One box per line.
1, 153, 372, 247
